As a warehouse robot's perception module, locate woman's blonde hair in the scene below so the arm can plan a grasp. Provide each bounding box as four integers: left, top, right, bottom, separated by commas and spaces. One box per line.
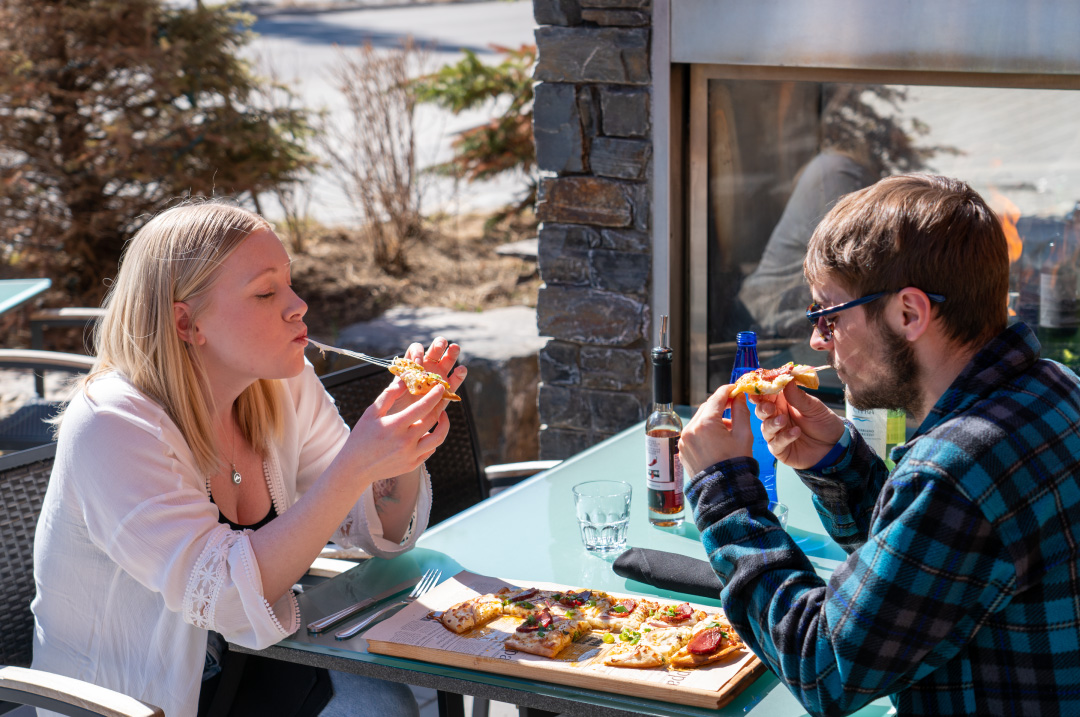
67, 199, 284, 476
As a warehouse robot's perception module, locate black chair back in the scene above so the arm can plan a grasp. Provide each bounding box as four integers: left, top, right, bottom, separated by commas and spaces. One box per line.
0, 443, 56, 667
319, 362, 488, 526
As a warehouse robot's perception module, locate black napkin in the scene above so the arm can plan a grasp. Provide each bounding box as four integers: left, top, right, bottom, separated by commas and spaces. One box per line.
612, 548, 723, 599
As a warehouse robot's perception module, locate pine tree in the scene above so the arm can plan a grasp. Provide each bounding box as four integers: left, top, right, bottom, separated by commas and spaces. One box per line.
0, 0, 317, 301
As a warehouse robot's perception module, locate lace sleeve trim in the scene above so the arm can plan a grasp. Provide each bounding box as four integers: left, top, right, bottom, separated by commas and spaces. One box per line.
183, 524, 241, 630
337, 463, 429, 545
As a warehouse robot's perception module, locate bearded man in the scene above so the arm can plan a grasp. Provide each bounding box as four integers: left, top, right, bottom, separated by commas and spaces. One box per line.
680, 174, 1080, 716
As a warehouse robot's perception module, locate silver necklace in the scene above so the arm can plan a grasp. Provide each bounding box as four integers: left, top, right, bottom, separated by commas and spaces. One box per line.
230, 424, 242, 485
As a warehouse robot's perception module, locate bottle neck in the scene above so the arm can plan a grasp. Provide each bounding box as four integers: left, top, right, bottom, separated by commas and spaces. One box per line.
652, 360, 673, 405
730, 345, 760, 380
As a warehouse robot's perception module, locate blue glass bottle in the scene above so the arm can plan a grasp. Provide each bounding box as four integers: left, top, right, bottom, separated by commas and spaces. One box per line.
728, 331, 779, 503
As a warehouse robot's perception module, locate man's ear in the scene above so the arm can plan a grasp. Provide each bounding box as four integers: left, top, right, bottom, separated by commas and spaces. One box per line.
173, 302, 201, 345
891, 288, 933, 341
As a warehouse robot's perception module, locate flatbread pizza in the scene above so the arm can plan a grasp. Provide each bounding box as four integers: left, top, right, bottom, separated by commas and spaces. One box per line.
435, 591, 745, 669
729, 362, 822, 398
389, 357, 461, 401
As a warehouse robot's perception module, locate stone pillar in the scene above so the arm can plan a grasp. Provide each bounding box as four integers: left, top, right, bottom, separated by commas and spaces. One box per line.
532, 0, 654, 458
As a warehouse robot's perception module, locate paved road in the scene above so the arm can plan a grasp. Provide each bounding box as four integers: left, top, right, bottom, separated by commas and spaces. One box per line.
243, 0, 537, 227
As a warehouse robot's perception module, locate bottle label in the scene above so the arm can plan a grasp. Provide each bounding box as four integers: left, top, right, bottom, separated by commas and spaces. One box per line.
646, 435, 683, 497
845, 404, 887, 456
1040, 271, 1079, 329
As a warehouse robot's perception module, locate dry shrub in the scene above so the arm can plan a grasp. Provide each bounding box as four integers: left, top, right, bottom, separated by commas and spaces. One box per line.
318, 39, 430, 276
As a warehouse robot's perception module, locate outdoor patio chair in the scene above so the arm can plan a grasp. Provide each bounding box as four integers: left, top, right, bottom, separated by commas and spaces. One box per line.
0, 350, 94, 452
0, 443, 163, 716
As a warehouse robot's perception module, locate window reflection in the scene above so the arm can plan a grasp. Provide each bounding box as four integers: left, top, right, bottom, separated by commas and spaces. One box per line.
705, 81, 1080, 394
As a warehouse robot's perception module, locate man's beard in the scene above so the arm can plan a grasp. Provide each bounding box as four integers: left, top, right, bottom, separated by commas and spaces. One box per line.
844, 320, 923, 416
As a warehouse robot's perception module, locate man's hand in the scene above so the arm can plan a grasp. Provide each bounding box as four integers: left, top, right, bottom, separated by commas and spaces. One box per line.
679, 384, 754, 478
751, 382, 845, 470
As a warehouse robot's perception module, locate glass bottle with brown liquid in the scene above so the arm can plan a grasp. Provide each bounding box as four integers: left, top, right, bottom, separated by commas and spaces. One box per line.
646, 316, 684, 527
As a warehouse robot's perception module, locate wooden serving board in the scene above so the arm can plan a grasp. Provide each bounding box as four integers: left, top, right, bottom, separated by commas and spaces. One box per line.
364, 571, 765, 710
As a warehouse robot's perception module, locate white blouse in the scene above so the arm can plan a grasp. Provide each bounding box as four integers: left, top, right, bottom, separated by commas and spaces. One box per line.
31, 363, 432, 717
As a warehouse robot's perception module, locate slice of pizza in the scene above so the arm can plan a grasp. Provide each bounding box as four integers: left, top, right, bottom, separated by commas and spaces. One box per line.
503, 609, 590, 658
438, 593, 505, 634
588, 597, 654, 631
728, 362, 821, 398
603, 625, 694, 668
669, 614, 745, 669
389, 357, 462, 401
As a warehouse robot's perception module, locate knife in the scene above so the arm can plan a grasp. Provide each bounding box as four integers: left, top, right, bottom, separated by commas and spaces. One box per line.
306, 575, 422, 634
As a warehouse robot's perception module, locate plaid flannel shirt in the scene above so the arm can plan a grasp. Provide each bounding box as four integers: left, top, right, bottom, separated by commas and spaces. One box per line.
686, 323, 1080, 716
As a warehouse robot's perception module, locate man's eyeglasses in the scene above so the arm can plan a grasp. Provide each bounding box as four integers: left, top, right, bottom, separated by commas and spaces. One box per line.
806, 289, 946, 341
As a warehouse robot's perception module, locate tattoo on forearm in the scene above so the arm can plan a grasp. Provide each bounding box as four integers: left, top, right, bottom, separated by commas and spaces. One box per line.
373, 478, 399, 513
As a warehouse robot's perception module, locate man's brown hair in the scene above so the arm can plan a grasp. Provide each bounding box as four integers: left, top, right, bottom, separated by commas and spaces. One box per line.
804, 173, 1009, 348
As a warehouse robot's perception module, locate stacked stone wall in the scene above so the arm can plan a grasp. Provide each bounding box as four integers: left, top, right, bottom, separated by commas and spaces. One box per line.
533, 0, 654, 458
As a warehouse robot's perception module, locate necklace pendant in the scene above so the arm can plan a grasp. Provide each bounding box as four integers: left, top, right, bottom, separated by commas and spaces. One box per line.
231, 466, 242, 485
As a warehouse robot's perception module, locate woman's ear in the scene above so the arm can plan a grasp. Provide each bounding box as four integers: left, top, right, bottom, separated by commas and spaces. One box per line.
173, 302, 201, 345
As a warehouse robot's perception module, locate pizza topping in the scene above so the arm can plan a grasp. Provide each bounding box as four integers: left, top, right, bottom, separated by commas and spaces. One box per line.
557, 590, 592, 606
508, 588, 539, 602
656, 603, 694, 624
517, 609, 553, 633
610, 599, 636, 614
688, 626, 726, 655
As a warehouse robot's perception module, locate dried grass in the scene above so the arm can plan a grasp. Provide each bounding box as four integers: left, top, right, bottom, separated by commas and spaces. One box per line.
288, 209, 540, 341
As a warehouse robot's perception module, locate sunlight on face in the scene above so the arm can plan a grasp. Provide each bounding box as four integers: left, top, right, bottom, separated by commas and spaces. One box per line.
192, 230, 309, 391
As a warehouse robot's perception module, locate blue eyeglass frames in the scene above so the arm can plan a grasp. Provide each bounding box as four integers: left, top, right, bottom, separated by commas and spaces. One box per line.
806, 289, 946, 340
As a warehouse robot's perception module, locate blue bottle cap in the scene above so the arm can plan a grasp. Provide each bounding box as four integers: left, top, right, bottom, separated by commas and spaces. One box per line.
736, 331, 757, 345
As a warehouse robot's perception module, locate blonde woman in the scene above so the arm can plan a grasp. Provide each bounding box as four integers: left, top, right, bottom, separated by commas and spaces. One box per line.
30, 201, 465, 717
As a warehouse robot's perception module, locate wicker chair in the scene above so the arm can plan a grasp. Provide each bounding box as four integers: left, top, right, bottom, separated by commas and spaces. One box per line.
319, 361, 490, 526
0, 444, 162, 716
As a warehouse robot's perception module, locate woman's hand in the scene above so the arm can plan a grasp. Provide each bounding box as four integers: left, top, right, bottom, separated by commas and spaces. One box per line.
391, 336, 467, 412
679, 384, 754, 478
337, 379, 450, 485
750, 382, 845, 470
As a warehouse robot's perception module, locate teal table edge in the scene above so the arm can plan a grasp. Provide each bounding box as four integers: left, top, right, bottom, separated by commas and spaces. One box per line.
0, 278, 50, 315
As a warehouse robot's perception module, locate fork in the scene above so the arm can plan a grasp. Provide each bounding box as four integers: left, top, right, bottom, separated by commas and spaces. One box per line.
334, 568, 441, 641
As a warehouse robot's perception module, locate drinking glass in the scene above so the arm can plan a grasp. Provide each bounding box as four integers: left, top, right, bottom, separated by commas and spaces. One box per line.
572, 480, 632, 554
769, 501, 790, 530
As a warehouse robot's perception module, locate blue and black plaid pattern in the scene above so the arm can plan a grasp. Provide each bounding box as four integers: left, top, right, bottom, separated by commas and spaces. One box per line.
687, 323, 1080, 716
